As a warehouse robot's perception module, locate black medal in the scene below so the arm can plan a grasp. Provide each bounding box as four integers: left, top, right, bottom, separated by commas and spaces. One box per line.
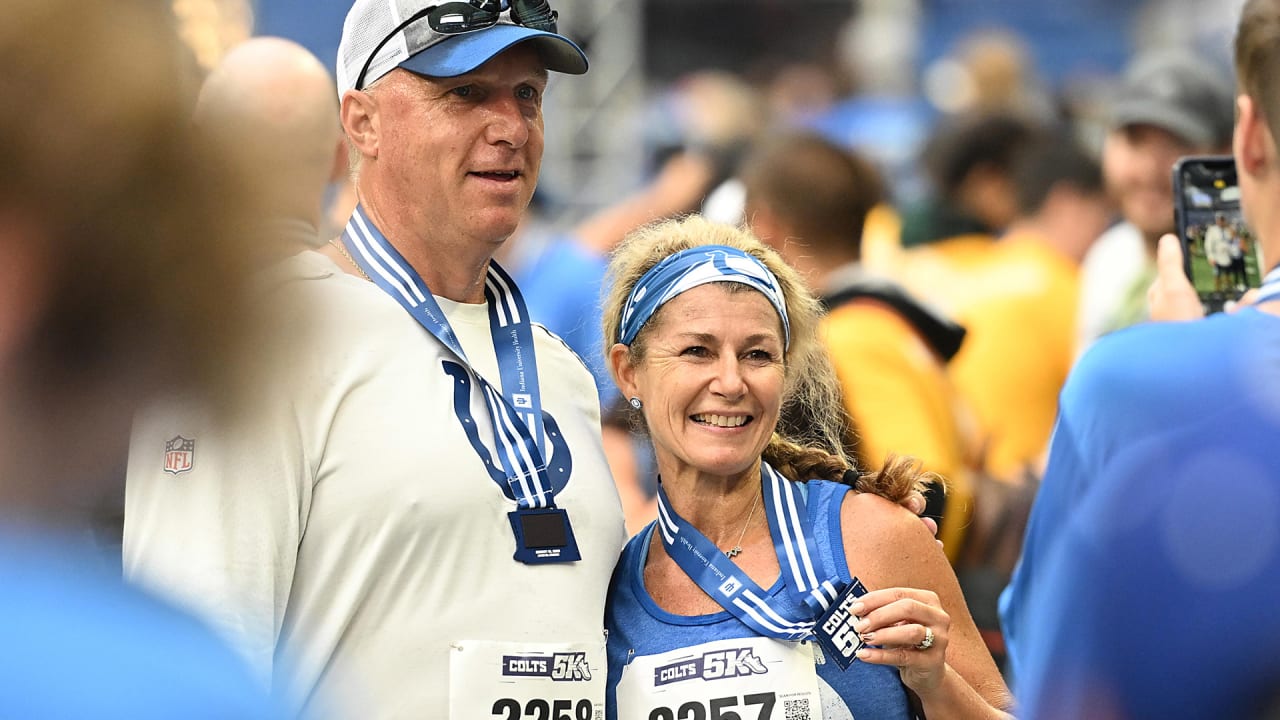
508, 506, 581, 564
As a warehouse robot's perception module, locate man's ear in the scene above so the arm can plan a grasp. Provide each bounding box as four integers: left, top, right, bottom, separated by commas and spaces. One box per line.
340, 89, 380, 161
1235, 94, 1275, 177
608, 343, 638, 399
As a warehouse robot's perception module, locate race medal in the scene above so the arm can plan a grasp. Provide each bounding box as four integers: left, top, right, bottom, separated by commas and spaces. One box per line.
615, 636, 822, 720
508, 506, 581, 564
449, 639, 605, 720
813, 577, 870, 671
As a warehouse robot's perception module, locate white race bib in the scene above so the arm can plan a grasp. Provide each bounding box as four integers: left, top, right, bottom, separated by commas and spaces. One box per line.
615, 636, 821, 720
450, 639, 607, 720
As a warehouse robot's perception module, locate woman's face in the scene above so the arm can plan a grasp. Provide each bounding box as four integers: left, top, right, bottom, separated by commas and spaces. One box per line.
616, 283, 786, 483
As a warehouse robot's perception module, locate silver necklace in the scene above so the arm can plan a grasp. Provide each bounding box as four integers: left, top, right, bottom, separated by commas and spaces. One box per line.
724, 491, 761, 558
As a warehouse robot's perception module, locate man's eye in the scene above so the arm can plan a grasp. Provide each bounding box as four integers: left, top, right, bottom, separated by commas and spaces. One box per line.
451, 86, 473, 97
681, 346, 709, 357
516, 86, 539, 101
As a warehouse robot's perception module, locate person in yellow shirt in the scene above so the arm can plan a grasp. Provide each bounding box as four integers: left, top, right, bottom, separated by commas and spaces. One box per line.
739, 131, 975, 555
917, 131, 1113, 481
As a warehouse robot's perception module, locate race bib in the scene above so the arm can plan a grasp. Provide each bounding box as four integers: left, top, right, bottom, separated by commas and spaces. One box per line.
450, 639, 607, 720
615, 636, 821, 720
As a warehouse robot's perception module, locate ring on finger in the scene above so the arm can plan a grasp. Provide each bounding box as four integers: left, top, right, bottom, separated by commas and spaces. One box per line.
915, 626, 934, 651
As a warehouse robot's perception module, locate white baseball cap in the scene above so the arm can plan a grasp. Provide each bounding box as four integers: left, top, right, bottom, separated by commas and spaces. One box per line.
336, 0, 588, 95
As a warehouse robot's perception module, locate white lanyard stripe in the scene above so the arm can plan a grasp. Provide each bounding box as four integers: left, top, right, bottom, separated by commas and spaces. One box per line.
491, 387, 547, 501
350, 212, 426, 304
347, 218, 420, 306
485, 272, 522, 326
480, 385, 533, 502
731, 598, 807, 639
484, 275, 511, 327
482, 385, 546, 505
767, 468, 808, 594
771, 465, 822, 593
809, 588, 833, 612
655, 495, 679, 544
739, 588, 811, 633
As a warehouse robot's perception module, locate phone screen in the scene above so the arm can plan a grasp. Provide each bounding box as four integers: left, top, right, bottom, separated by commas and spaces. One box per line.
1175, 156, 1263, 313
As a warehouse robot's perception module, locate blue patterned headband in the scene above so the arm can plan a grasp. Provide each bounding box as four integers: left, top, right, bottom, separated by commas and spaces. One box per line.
617, 244, 791, 349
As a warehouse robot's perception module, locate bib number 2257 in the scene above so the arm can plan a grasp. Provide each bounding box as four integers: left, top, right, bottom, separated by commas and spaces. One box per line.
648, 692, 777, 720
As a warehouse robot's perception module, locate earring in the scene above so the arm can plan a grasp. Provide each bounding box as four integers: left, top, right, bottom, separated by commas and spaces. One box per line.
629, 397, 643, 410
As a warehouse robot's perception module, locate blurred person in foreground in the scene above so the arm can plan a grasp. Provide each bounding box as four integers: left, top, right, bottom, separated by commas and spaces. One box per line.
999, 1, 1280, 716
601, 216, 1012, 719
1076, 50, 1234, 350
739, 131, 974, 557
192, 36, 348, 252
0, 0, 274, 716
124, 0, 630, 716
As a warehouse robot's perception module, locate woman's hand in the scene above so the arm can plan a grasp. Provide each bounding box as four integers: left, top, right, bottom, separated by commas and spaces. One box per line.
850, 587, 951, 695
903, 491, 941, 542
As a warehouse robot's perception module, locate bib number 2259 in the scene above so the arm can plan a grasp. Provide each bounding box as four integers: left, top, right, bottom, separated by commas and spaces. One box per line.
492, 698, 596, 720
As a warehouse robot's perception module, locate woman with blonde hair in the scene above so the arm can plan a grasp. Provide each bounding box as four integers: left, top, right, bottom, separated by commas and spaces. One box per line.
602, 216, 1013, 718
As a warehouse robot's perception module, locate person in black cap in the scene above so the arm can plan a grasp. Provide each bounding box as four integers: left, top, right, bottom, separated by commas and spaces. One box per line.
123, 1, 628, 717
1078, 49, 1236, 349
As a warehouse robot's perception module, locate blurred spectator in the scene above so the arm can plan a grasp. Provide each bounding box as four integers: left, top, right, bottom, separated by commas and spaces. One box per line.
809, 0, 936, 206
1076, 49, 1234, 349
0, 0, 274, 716
194, 36, 348, 252
739, 131, 974, 557
1000, 1, 1280, 715
898, 111, 1040, 249
947, 130, 1111, 482
922, 29, 1053, 121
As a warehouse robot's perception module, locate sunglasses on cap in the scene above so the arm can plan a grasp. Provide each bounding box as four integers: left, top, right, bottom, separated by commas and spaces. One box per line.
354, 0, 560, 91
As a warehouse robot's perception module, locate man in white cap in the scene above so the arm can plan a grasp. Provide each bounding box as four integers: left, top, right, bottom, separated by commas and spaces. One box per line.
124, 1, 626, 716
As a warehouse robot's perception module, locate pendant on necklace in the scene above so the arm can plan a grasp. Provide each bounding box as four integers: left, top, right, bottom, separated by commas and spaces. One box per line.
725, 546, 742, 558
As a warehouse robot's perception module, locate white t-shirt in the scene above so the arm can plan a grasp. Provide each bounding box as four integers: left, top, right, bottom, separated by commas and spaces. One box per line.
124, 250, 626, 718
1076, 222, 1151, 355
1205, 224, 1233, 266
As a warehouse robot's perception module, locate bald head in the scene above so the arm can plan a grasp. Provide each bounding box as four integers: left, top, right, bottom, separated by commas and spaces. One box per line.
197, 37, 344, 233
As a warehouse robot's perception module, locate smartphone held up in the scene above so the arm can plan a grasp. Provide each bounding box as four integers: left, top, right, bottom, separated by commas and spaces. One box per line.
1173, 155, 1264, 314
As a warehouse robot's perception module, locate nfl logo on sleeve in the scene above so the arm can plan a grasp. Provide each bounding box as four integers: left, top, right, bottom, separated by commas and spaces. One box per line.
163, 435, 195, 475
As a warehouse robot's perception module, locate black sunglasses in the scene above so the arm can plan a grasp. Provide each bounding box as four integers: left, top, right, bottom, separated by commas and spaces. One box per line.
355, 0, 560, 91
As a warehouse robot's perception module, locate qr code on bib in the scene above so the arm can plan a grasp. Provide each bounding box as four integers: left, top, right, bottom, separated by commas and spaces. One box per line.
783, 697, 811, 720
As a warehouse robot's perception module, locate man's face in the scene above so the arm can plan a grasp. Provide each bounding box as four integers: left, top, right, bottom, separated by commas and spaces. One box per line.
1102, 124, 1201, 240
367, 44, 548, 247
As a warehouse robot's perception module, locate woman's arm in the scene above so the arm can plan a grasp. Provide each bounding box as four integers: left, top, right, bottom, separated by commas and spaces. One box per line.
839, 491, 1016, 719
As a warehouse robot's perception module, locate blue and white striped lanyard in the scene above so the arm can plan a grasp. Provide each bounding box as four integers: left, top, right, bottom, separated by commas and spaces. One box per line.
342, 205, 555, 509
654, 463, 843, 641
1254, 264, 1280, 305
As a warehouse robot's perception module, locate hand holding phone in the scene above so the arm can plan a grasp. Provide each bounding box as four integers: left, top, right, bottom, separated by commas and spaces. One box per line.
1148, 234, 1207, 321
1172, 155, 1263, 314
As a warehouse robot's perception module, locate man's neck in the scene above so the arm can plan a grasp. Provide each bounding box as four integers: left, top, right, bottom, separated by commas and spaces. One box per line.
356, 192, 495, 304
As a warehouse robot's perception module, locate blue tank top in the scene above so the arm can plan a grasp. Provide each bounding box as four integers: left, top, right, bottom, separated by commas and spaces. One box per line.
605, 479, 910, 719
